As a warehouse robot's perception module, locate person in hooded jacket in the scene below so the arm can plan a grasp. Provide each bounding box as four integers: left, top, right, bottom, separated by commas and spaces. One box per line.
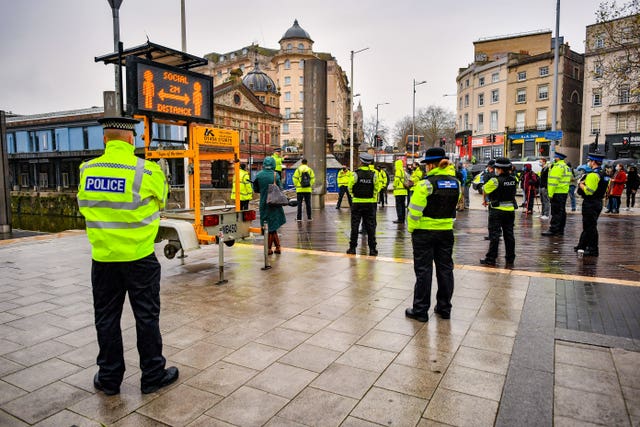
253, 157, 287, 254
392, 159, 409, 224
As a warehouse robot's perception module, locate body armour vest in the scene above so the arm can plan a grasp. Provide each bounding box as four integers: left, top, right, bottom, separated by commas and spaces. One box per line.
423, 175, 460, 219
488, 175, 517, 205
577, 170, 608, 199
352, 169, 375, 198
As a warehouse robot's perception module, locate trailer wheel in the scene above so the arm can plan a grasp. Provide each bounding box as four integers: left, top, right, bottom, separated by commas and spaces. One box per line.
224, 239, 235, 247
164, 243, 179, 259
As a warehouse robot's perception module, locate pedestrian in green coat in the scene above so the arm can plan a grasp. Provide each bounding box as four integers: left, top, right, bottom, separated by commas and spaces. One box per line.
253, 156, 287, 254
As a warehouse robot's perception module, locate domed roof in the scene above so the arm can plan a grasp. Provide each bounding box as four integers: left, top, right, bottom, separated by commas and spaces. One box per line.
279, 19, 312, 42
242, 61, 277, 94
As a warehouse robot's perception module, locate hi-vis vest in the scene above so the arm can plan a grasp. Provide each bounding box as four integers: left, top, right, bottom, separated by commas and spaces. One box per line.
77, 140, 167, 262
231, 169, 253, 201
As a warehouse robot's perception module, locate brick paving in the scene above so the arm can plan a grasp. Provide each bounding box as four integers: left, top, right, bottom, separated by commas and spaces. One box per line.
0, 193, 638, 426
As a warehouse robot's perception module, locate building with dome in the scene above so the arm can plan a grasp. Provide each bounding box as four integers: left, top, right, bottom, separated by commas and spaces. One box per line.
199, 20, 352, 159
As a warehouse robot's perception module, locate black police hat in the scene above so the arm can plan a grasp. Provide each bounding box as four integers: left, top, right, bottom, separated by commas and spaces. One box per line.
98, 116, 139, 132
420, 147, 447, 163
494, 157, 512, 168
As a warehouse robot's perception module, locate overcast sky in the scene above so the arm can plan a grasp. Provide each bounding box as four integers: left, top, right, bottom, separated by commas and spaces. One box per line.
1, 0, 605, 129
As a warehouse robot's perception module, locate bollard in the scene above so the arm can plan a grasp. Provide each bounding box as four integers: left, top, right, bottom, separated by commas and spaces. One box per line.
261, 222, 272, 271
216, 231, 228, 285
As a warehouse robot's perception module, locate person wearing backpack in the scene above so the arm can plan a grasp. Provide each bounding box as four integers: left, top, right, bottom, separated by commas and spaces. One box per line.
293, 158, 315, 221
347, 153, 381, 256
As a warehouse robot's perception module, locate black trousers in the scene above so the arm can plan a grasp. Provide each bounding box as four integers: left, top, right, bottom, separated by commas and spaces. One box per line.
549, 193, 568, 234
350, 203, 377, 250
379, 189, 387, 206
240, 200, 249, 210
92, 253, 166, 390
485, 209, 515, 262
394, 195, 406, 222
411, 229, 455, 315
297, 192, 312, 220
336, 185, 352, 208
577, 199, 602, 254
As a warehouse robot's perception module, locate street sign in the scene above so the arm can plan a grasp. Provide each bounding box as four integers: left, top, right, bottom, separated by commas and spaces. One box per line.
193, 126, 239, 147
544, 130, 563, 140
126, 57, 213, 122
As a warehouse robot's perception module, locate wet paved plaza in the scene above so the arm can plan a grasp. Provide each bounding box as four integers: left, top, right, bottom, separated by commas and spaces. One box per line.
0, 191, 638, 426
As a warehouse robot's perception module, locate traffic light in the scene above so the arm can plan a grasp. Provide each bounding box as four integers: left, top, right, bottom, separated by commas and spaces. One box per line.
622, 137, 629, 146
440, 137, 446, 147
463, 135, 468, 146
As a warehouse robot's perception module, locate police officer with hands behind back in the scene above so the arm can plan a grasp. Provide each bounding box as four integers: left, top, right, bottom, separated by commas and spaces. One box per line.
575, 152, 608, 257
480, 157, 517, 267
77, 116, 178, 396
405, 147, 460, 323
347, 153, 381, 256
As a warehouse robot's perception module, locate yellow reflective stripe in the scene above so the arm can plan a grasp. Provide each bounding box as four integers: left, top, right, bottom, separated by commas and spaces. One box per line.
85, 211, 160, 229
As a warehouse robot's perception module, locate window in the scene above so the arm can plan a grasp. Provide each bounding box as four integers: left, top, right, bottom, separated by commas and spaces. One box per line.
465, 79, 469, 87
617, 113, 628, 132
283, 123, 290, 134
594, 34, 605, 49
39, 172, 48, 188
299, 76, 304, 85
230, 52, 236, 59
299, 91, 304, 102
491, 72, 499, 83
537, 109, 547, 130
537, 85, 549, 101
459, 97, 463, 109
516, 111, 526, 132
284, 76, 291, 86
517, 88, 527, 103
477, 113, 484, 132
479, 76, 485, 86
298, 43, 304, 52
539, 66, 549, 77
284, 59, 291, 69
286, 43, 292, 52
478, 93, 485, 107
517, 71, 527, 81
284, 92, 291, 101
299, 60, 304, 69
20, 174, 29, 187
464, 94, 469, 107
491, 89, 499, 103
590, 115, 601, 135
618, 84, 630, 104
594, 62, 603, 79
464, 113, 469, 130
284, 108, 291, 119
490, 111, 498, 132
216, 70, 222, 78
592, 89, 602, 107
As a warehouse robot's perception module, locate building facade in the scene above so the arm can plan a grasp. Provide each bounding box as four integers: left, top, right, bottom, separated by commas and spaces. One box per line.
455, 30, 584, 164
582, 14, 640, 162
199, 20, 351, 152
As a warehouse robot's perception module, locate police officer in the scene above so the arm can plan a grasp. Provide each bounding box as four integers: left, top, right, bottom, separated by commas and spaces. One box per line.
347, 153, 380, 256
272, 147, 284, 180
77, 116, 178, 395
575, 152, 608, 257
405, 148, 460, 322
480, 157, 517, 267
336, 166, 352, 209
392, 159, 408, 223
378, 165, 388, 207
542, 151, 571, 236
230, 162, 253, 210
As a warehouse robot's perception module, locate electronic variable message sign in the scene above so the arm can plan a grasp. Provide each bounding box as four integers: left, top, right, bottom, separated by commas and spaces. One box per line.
126, 57, 213, 122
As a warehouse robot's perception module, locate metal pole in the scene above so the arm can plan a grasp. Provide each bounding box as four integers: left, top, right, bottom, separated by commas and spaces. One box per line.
350, 50, 355, 171
110, 3, 122, 116
412, 79, 416, 161
550, 0, 560, 158
181, 0, 190, 209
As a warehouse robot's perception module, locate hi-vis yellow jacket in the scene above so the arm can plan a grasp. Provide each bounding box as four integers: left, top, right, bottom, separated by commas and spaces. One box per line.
77, 140, 167, 262
230, 168, 253, 202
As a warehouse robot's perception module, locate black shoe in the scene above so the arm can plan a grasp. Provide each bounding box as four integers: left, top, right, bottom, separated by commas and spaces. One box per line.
434, 307, 451, 319
583, 250, 599, 257
141, 366, 179, 394
405, 308, 428, 322
479, 258, 497, 267
335, 206, 340, 209
369, 249, 378, 256
346, 248, 356, 255
541, 231, 557, 236
93, 373, 120, 396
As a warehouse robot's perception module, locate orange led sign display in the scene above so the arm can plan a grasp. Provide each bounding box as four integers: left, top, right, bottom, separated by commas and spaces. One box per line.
126, 57, 213, 122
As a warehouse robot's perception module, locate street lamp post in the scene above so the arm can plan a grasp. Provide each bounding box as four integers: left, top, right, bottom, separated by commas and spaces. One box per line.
412, 79, 427, 161
106, 0, 123, 116
350, 47, 369, 171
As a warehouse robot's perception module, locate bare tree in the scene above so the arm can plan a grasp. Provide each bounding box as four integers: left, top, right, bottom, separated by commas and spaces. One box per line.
393, 116, 413, 149
593, 1, 640, 108
416, 106, 456, 149
363, 114, 390, 148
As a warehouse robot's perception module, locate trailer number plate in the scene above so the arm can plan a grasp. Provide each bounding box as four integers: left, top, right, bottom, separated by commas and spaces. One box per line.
220, 224, 238, 235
